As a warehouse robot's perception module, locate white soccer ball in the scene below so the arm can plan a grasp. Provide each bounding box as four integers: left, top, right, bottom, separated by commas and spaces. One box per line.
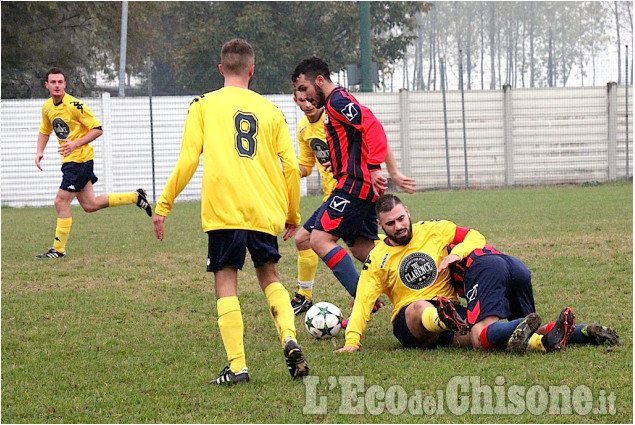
304, 302, 343, 340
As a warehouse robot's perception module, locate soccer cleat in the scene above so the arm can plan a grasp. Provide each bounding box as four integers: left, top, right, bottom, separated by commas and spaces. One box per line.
542, 307, 575, 352
291, 293, 312, 316
583, 324, 620, 346
136, 188, 153, 217
284, 338, 309, 379
208, 366, 249, 385
372, 298, 384, 313
36, 248, 66, 259
436, 296, 468, 335
506, 313, 542, 354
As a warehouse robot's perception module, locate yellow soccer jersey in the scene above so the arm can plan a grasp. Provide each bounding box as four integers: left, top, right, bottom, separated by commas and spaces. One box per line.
345, 220, 486, 348
155, 86, 301, 235
296, 111, 337, 202
39, 93, 101, 164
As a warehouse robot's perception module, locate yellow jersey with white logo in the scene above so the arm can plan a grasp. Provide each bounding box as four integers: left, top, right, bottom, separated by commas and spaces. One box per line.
297, 111, 337, 202
155, 86, 301, 235
345, 220, 486, 348
39, 93, 101, 164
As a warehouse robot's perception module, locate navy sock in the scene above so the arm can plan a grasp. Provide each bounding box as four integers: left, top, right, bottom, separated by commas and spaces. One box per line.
323, 246, 359, 297
484, 318, 525, 347
567, 325, 589, 344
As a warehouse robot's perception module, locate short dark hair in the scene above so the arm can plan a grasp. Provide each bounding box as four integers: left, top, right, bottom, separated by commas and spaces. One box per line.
375, 194, 404, 216
46, 67, 65, 82
221, 39, 255, 75
291, 56, 332, 84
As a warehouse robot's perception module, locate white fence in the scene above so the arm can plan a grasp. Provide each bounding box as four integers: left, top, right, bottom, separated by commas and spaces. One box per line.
1, 84, 631, 207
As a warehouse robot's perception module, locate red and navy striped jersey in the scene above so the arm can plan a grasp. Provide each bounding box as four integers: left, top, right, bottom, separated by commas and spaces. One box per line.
324, 87, 388, 202
447, 244, 502, 296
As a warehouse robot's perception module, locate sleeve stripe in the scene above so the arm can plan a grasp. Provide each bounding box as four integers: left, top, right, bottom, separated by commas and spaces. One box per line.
452, 226, 471, 244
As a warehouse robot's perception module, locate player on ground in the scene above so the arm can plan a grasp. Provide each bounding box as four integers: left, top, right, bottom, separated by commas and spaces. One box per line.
290, 89, 416, 315
336, 194, 485, 352
153, 39, 308, 385
291, 57, 390, 318
35, 67, 152, 259
448, 245, 619, 353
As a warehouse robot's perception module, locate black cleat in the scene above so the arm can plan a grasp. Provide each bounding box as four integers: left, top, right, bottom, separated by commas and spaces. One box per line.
583, 324, 620, 346
284, 338, 309, 379
372, 298, 384, 313
36, 248, 66, 259
291, 293, 312, 316
506, 313, 542, 354
436, 296, 468, 335
542, 307, 575, 352
208, 366, 249, 385
136, 188, 152, 217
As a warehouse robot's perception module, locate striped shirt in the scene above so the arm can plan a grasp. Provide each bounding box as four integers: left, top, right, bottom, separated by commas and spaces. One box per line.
324, 87, 387, 202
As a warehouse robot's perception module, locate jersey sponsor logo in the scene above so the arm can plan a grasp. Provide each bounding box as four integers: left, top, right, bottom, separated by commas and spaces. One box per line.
52, 118, 70, 139
340, 102, 360, 123
466, 284, 478, 303
329, 195, 350, 213
309, 138, 330, 165
398, 252, 438, 291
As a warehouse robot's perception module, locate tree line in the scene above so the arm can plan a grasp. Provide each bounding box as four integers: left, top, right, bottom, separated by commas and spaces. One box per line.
1, 1, 632, 99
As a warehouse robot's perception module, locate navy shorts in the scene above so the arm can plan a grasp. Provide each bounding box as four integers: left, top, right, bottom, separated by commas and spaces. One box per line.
464, 255, 536, 326
206, 230, 281, 272
60, 160, 98, 192
313, 189, 378, 246
392, 300, 464, 349
302, 206, 322, 233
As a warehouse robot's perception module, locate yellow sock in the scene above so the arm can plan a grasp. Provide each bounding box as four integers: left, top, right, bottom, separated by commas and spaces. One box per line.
421, 306, 448, 332
52, 217, 72, 253
297, 249, 318, 301
217, 296, 246, 373
264, 282, 297, 345
528, 333, 547, 352
108, 192, 137, 207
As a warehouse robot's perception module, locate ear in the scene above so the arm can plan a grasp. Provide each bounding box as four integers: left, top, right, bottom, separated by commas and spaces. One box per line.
218, 64, 224, 76
247, 64, 255, 77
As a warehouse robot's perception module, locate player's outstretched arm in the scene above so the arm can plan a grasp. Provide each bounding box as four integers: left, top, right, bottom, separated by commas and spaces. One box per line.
335, 345, 358, 353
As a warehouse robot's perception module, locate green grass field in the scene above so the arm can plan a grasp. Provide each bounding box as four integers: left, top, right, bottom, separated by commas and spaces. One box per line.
2, 182, 632, 423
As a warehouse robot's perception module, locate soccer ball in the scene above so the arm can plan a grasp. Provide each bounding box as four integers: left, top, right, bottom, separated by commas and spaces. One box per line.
304, 302, 343, 339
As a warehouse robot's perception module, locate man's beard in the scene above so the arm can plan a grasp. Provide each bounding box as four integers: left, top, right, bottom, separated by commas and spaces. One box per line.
389, 223, 413, 246
312, 83, 326, 108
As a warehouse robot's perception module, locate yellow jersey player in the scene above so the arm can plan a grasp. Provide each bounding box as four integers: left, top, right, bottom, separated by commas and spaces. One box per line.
290, 90, 417, 316
35, 67, 152, 259
153, 39, 308, 385
337, 194, 485, 352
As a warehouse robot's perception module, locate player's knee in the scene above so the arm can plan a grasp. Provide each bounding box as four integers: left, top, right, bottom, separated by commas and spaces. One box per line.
294, 229, 310, 250
80, 201, 99, 213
